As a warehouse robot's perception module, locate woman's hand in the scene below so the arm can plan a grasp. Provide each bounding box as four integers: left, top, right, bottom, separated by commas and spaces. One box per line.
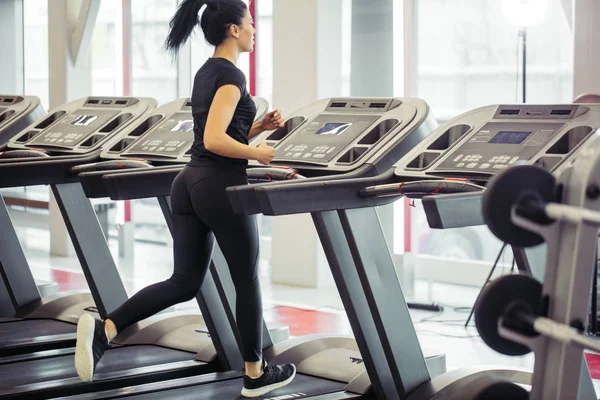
254, 142, 275, 165
260, 109, 285, 131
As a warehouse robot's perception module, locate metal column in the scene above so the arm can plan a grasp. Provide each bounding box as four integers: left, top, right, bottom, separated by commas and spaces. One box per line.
0, 195, 40, 315
51, 183, 127, 317
312, 207, 428, 400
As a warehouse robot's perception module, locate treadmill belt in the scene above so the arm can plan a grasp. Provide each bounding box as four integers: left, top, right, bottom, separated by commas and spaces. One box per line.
0, 345, 194, 390
0, 319, 75, 354
0, 319, 74, 344
126, 373, 347, 399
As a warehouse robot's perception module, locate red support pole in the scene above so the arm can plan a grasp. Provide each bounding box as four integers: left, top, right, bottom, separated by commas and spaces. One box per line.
404, 198, 411, 252
249, 0, 257, 96
122, 0, 132, 222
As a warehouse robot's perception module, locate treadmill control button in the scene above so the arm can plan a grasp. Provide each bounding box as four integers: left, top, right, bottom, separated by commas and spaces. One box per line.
510, 156, 519, 164
466, 163, 478, 169
480, 163, 491, 169
454, 154, 463, 162
457, 163, 465, 167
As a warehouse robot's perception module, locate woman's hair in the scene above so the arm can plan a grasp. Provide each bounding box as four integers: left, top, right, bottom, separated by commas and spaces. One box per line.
164, 0, 248, 56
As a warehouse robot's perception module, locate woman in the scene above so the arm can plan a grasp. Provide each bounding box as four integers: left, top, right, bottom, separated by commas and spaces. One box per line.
74, 0, 296, 397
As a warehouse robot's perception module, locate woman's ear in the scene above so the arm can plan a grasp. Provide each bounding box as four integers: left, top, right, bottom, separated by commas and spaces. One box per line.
230, 24, 240, 39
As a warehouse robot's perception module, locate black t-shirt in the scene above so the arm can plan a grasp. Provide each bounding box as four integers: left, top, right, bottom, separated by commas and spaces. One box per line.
189, 58, 257, 170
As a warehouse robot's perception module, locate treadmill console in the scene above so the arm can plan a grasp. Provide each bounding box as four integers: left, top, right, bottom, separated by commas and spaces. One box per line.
275, 114, 380, 164
436, 121, 564, 173
28, 110, 119, 148
101, 97, 269, 165
0, 95, 46, 145
6, 96, 157, 155
395, 103, 599, 180
253, 97, 436, 175
124, 111, 194, 159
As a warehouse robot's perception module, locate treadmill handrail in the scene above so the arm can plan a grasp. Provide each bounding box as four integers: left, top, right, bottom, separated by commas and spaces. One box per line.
226, 166, 395, 216
0, 151, 101, 188
70, 159, 152, 173
360, 179, 485, 199
0, 150, 94, 164
226, 164, 376, 215
0, 149, 50, 159
247, 167, 305, 181
97, 165, 307, 201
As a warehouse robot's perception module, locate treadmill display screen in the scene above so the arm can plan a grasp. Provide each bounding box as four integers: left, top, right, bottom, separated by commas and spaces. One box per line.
315, 123, 352, 136
489, 131, 532, 144
28, 109, 118, 149
72, 115, 99, 126
124, 112, 194, 158
170, 119, 194, 132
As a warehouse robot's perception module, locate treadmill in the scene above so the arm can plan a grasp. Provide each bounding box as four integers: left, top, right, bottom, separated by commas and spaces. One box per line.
0, 95, 48, 317
228, 103, 600, 399
68, 97, 447, 400
0, 97, 222, 399
0, 97, 290, 399
0, 96, 156, 360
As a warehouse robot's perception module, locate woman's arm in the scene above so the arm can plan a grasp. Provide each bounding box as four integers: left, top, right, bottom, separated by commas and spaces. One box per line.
248, 109, 285, 139
204, 85, 259, 160
248, 121, 265, 139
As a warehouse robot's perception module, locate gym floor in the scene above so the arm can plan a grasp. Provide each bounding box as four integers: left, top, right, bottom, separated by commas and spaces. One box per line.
11, 209, 600, 396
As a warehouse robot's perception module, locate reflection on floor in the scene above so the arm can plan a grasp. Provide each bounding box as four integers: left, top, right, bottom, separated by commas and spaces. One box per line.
13, 221, 600, 395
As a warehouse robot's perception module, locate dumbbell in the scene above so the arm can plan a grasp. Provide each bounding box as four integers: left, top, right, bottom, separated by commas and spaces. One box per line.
481, 164, 600, 248
476, 164, 600, 355
475, 274, 600, 357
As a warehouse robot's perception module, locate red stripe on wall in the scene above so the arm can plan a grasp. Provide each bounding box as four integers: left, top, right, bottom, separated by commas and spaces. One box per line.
404, 198, 411, 252
124, 199, 131, 223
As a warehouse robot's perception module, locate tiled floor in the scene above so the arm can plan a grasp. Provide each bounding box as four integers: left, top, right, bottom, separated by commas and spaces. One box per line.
9, 214, 600, 396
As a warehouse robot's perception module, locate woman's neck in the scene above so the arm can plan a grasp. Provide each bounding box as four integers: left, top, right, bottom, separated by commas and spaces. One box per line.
213, 43, 239, 65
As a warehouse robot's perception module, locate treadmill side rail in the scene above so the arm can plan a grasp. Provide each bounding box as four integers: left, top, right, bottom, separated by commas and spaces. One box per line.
54, 370, 245, 400
1, 359, 211, 399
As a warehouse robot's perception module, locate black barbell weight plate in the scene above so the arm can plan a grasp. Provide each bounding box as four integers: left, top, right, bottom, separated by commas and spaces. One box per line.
473, 380, 529, 400
483, 164, 556, 247
475, 274, 543, 356
470, 375, 530, 400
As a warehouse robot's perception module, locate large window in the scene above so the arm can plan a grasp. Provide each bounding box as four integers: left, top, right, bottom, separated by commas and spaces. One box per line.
131, 0, 179, 105
405, 0, 573, 273
411, 0, 573, 122
23, 0, 49, 109
92, 0, 123, 96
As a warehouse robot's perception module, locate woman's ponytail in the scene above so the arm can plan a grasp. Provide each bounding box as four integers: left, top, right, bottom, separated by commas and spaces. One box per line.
164, 0, 206, 57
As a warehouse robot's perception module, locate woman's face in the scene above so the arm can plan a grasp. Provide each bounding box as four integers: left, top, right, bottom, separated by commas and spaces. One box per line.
235, 10, 255, 53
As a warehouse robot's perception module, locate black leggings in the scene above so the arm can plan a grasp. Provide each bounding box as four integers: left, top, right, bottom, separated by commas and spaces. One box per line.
108, 165, 263, 361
